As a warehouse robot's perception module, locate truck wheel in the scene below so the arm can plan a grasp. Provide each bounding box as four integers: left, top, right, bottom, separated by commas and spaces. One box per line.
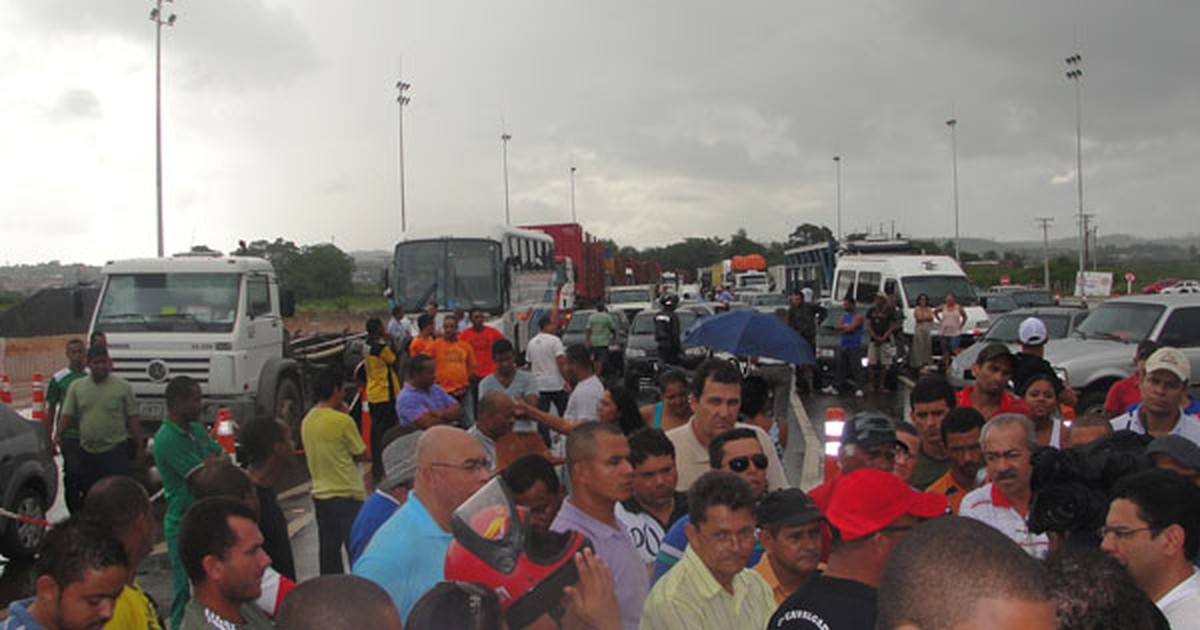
275, 377, 304, 440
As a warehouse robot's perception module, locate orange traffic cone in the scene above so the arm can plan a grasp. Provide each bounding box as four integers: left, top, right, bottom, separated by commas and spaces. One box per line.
0, 374, 11, 405
30, 373, 47, 427
823, 407, 846, 482
213, 408, 237, 454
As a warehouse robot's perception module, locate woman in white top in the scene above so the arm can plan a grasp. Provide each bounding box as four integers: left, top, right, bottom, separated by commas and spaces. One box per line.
1021, 372, 1065, 448
933, 291, 967, 372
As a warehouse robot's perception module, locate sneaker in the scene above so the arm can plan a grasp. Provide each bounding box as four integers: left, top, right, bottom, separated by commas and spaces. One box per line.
854, 389, 864, 397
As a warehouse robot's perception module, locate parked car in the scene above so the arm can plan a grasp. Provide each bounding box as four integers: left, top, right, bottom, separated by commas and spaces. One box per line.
606, 285, 657, 322
0, 404, 58, 558
1043, 294, 1200, 418
1161, 280, 1200, 294
561, 309, 631, 375
948, 307, 1090, 388
743, 292, 790, 314
623, 309, 709, 387
1142, 278, 1179, 294
978, 292, 1020, 315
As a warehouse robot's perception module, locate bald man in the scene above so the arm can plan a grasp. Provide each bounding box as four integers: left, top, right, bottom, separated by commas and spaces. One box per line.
276, 575, 402, 630
877, 516, 1055, 630
468, 390, 516, 473
352, 426, 491, 620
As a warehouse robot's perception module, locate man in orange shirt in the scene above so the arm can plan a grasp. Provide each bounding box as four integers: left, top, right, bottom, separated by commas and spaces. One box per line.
460, 308, 505, 422
925, 407, 986, 514
431, 315, 476, 420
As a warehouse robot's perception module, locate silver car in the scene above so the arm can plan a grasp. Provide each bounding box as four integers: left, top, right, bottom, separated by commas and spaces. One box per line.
1042, 294, 1200, 417
948, 307, 1090, 388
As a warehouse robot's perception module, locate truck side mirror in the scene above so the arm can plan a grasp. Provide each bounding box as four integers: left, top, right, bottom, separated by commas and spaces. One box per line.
281, 290, 296, 318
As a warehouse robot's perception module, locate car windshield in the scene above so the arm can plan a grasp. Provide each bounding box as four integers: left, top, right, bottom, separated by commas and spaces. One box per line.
982, 294, 1018, 312
751, 294, 788, 306
565, 312, 593, 332
608, 288, 653, 304
96, 273, 241, 333
1074, 302, 1165, 343
631, 311, 696, 335
1011, 291, 1055, 307
901, 275, 978, 306
984, 313, 1070, 342
818, 306, 847, 332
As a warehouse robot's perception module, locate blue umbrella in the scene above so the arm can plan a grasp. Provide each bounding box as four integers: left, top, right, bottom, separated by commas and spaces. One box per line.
683, 309, 815, 365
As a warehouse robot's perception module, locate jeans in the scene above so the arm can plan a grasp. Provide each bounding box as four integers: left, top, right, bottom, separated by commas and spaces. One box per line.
537, 391, 569, 446
368, 401, 398, 484
314, 496, 363, 574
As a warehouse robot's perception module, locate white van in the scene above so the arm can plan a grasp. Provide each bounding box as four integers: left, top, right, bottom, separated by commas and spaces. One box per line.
830, 255, 989, 340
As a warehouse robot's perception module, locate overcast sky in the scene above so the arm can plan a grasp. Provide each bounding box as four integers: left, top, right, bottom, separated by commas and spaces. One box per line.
3, 1, 1198, 265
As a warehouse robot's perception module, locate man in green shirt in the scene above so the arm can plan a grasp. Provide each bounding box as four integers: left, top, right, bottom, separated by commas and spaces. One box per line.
152, 375, 224, 629
586, 303, 616, 376
46, 337, 88, 513
57, 344, 143, 502
179, 497, 275, 630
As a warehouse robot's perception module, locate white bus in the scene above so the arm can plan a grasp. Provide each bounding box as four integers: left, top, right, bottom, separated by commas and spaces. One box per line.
389, 224, 562, 351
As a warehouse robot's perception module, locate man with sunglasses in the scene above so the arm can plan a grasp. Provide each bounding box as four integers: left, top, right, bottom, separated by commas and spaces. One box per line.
960, 413, 1049, 558
769, 469, 947, 630
1101, 468, 1200, 628
652, 427, 771, 583
667, 359, 788, 492
353, 425, 490, 621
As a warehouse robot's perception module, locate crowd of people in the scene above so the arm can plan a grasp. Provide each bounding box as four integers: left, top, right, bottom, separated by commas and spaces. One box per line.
7, 298, 1200, 630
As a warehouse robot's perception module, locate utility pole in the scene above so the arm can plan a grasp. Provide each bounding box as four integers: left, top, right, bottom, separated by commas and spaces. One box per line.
1065, 53, 1086, 280
946, 117, 960, 261
396, 78, 412, 233
833, 156, 842, 242
501, 119, 512, 225
149, 0, 177, 257
1035, 217, 1054, 289
569, 166, 577, 223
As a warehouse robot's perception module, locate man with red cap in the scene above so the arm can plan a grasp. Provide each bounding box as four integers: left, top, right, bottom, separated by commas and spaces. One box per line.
768, 469, 947, 630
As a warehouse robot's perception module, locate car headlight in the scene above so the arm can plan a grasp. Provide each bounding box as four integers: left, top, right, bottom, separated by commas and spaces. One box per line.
684, 347, 706, 357
818, 348, 835, 358
626, 348, 646, 358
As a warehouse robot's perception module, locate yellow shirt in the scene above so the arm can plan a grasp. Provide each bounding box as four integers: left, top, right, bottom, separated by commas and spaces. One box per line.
301, 406, 367, 501
105, 582, 163, 630
753, 554, 793, 605
642, 545, 776, 630
365, 342, 401, 404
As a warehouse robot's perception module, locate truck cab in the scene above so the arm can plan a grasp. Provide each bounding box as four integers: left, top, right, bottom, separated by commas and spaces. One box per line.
89, 254, 301, 429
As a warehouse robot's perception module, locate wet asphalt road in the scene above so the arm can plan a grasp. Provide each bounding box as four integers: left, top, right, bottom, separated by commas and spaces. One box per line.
0, 382, 913, 614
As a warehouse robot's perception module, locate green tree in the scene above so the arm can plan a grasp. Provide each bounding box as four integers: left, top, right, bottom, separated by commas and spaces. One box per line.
787, 223, 834, 246
233, 238, 354, 300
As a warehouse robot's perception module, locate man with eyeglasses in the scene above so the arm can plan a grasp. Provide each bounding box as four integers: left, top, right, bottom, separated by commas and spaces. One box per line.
653, 427, 771, 583
550, 421, 648, 630
353, 425, 490, 621
960, 413, 1050, 558
1100, 468, 1200, 628
770, 469, 947, 630
642, 471, 776, 629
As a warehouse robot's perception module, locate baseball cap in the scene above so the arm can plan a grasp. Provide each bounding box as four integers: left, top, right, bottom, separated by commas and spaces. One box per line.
1018, 317, 1048, 346
380, 431, 420, 490
841, 412, 898, 449
1146, 435, 1200, 470
825, 469, 948, 540
1145, 347, 1190, 382
756, 488, 823, 528
975, 342, 1015, 367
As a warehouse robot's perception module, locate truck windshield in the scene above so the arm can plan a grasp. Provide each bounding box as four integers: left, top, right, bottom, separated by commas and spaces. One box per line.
740, 275, 768, 287
96, 273, 240, 332
394, 239, 503, 312
609, 288, 653, 304
1074, 302, 1164, 343
901, 276, 979, 306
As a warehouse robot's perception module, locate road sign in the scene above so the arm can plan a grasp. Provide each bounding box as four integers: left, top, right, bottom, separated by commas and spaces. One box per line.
1124, 271, 1136, 282
1000, 275, 1011, 286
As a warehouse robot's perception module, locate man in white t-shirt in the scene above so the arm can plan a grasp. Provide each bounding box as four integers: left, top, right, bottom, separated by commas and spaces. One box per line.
521, 344, 602, 437
525, 315, 568, 416
1101, 468, 1200, 628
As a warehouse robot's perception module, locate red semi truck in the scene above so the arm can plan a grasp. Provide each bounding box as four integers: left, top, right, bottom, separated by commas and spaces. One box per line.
521, 222, 606, 309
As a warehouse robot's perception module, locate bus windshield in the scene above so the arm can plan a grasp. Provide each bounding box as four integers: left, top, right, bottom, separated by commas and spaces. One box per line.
394, 239, 504, 312
901, 275, 979, 306
96, 273, 240, 332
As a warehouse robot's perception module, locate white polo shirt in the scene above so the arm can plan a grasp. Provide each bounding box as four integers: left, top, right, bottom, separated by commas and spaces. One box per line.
1110, 409, 1200, 447
1157, 567, 1200, 630
959, 482, 1050, 559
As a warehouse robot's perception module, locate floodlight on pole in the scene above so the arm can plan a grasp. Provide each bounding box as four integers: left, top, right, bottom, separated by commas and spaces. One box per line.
946, 117, 961, 261
1065, 53, 1085, 278
833, 155, 842, 242
501, 122, 512, 225
569, 166, 577, 223
149, 0, 177, 257
396, 79, 411, 233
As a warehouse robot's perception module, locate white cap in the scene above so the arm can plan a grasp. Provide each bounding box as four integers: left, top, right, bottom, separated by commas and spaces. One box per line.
1145, 347, 1190, 383
1018, 317, 1048, 346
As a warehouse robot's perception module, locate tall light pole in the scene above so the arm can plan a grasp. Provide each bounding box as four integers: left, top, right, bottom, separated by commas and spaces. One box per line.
1035, 216, 1054, 289
946, 117, 961, 261
396, 78, 411, 232
569, 166, 577, 223
833, 155, 842, 242
501, 122, 512, 225
1065, 53, 1085, 278
149, 0, 176, 257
